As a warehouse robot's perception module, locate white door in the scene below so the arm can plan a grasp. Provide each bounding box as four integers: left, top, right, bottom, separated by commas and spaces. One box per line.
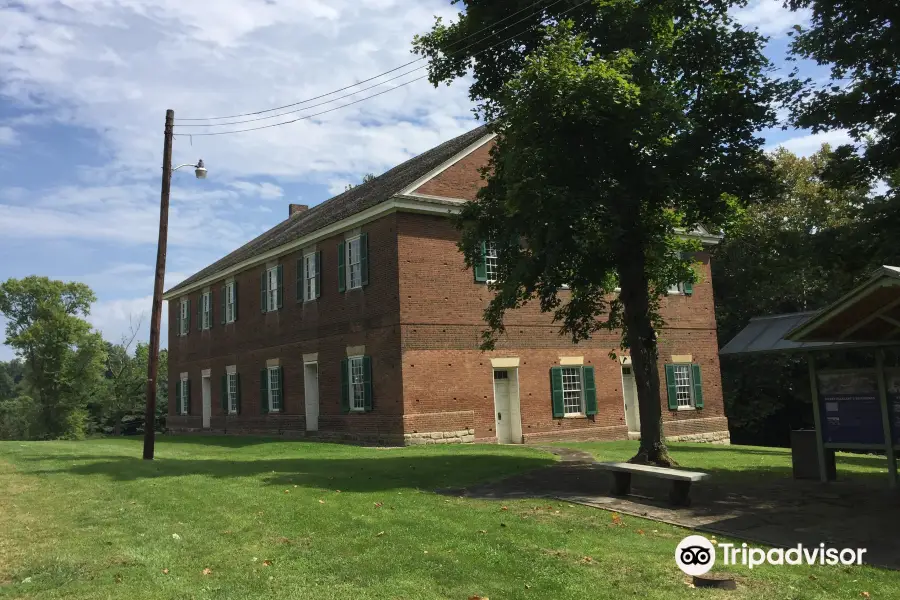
201, 376, 211, 429
304, 362, 319, 432
621, 366, 640, 432
493, 369, 512, 443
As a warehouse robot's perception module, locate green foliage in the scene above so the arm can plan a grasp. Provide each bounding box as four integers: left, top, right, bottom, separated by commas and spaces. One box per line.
788, 1, 900, 190
0, 395, 40, 440
0, 359, 24, 401
713, 145, 874, 438
414, 1, 785, 461
344, 172, 376, 191
0, 276, 106, 439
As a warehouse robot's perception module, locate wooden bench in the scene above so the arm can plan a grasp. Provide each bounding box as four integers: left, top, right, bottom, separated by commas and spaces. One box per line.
594, 462, 709, 506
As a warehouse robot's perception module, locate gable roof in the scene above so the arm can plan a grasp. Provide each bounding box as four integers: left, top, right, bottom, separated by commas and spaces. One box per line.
165, 125, 491, 296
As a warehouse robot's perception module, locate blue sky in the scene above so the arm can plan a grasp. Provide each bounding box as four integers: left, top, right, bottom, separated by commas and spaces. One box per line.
0, 1, 849, 360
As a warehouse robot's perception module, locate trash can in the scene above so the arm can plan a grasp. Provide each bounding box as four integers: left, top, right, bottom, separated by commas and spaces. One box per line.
791, 429, 836, 480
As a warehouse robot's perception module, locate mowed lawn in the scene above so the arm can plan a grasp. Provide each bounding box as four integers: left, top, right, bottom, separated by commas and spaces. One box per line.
0, 438, 895, 599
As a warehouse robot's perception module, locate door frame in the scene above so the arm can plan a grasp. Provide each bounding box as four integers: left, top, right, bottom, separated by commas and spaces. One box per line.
492, 367, 523, 444
201, 373, 211, 429
620, 359, 640, 433
303, 361, 319, 432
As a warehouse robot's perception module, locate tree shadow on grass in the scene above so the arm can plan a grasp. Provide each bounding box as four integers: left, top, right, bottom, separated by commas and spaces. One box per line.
15, 452, 559, 493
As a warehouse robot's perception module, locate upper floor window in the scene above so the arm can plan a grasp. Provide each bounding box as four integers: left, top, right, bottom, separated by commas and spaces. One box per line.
224, 281, 236, 323
201, 292, 212, 330
267, 267, 279, 311
484, 241, 499, 283
303, 253, 319, 301
260, 266, 283, 313
338, 233, 368, 292
179, 298, 190, 336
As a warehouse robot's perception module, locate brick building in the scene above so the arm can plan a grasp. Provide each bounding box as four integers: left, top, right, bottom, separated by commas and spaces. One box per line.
163, 125, 730, 445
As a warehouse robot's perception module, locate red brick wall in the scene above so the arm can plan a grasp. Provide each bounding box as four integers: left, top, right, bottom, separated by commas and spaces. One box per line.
414, 139, 492, 199
167, 213, 404, 436
396, 212, 727, 442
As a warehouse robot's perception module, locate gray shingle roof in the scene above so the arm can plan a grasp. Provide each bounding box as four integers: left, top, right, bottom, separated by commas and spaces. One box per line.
166, 125, 490, 295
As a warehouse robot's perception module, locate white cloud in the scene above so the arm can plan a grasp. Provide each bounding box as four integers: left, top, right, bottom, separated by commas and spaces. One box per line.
769, 130, 853, 156
87, 295, 169, 350
230, 181, 284, 200
0, 126, 17, 145
733, 0, 810, 37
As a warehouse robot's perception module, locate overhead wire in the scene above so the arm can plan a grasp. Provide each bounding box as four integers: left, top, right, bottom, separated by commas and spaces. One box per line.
176, 0, 592, 136
174, 0, 566, 122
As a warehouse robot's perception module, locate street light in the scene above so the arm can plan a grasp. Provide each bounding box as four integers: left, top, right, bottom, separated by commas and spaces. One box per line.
144, 109, 208, 460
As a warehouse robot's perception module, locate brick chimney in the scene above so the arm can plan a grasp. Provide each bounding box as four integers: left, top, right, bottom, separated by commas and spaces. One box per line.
289, 203, 308, 217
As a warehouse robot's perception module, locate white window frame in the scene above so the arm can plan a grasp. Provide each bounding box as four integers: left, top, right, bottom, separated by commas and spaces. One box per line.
560, 366, 585, 416
227, 372, 238, 414
201, 292, 211, 330
179, 299, 189, 336
303, 253, 317, 301
179, 376, 189, 415
346, 237, 362, 290
672, 363, 695, 409
267, 366, 281, 412
266, 266, 279, 312
667, 282, 685, 295
348, 355, 365, 411
484, 241, 499, 283
225, 282, 236, 323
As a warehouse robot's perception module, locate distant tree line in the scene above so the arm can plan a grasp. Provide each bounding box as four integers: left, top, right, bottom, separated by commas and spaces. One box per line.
0, 276, 166, 440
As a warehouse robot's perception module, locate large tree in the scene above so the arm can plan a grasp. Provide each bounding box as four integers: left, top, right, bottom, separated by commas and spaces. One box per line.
788, 1, 899, 189
415, 1, 785, 463
0, 276, 105, 439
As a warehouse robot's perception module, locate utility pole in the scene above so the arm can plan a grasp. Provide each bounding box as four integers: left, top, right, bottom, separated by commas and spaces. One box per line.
143, 109, 175, 460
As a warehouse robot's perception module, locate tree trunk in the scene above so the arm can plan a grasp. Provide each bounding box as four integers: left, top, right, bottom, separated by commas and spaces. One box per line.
618, 251, 676, 467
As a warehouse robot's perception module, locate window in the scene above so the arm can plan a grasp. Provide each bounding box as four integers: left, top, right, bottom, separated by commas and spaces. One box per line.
561, 367, 583, 415
347, 237, 362, 289
201, 292, 211, 330
668, 282, 684, 295
227, 372, 238, 414
348, 356, 365, 411
267, 366, 281, 412
179, 299, 189, 336
304, 253, 317, 301
673, 364, 693, 407
267, 267, 279, 312
225, 282, 236, 323
484, 241, 499, 283
666, 363, 703, 410
550, 366, 597, 418
178, 376, 189, 415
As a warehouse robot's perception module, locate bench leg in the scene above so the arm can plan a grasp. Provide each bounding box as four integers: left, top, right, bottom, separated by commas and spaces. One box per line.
669, 481, 692, 507
611, 472, 632, 496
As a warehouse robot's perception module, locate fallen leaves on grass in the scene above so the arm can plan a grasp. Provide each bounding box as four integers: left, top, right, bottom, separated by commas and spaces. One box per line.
318, 500, 325, 504
376, 531, 385, 537
374, 502, 383, 508
580, 556, 594, 564
284, 490, 290, 494
478, 530, 487, 534
468, 595, 489, 600
860, 593, 871, 599
501, 506, 508, 511
162, 569, 169, 575
262, 560, 273, 567
202, 568, 212, 576
637, 529, 645, 535
171, 533, 182, 540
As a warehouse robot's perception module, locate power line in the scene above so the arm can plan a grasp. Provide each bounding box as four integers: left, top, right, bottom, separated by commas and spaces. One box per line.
177, 0, 593, 137
174, 0, 566, 122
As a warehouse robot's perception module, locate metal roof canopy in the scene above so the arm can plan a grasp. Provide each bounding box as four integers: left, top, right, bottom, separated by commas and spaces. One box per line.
720, 266, 900, 356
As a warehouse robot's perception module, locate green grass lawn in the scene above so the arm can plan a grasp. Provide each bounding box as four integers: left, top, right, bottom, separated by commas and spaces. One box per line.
554, 440, 891, 485
0, 437, 896, 599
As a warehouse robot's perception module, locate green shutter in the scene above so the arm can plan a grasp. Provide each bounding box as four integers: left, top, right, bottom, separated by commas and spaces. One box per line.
260, 271, 267, 313
197, 300, 202, 331
683, 279, 694, 296
583, 366, 597, 416
208, 293, 213, 329
185, 299, 191, 333
233, 281, 239, 321
363, 355, 373, 412
340, 358, 350, 413
665, 364, 678, 410
474, 241, 488, 282
260, 369, 269, 414
235, 373, 242, 414
185, 379, 191, 414
221, 374, 228, 412
278, 366, 285, 412
296, 259, 303, 302
338, 242, 346, 293
220, 287, 227, 324
175, 306, 182, 338
276, 265, 284, 309
692, 363, 704, 408
360, 233, 369, 287
175, 380, 181, 414
550, 367, 564, 418
315, 251, 322, 299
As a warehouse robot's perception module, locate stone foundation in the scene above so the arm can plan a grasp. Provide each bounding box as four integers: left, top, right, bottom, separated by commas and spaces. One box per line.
403, 428, 476, 445
668, 430, 731, 444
